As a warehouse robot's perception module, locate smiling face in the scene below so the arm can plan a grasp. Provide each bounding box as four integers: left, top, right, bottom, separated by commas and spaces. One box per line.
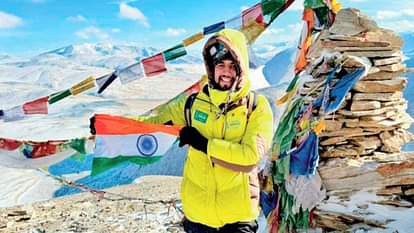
213, 59, 238, 90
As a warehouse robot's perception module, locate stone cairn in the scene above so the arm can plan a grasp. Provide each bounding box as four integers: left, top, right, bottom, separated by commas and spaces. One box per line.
301, 8, 414, 230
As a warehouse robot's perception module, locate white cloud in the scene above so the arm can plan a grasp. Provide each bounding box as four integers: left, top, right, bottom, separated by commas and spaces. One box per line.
119, 3, 149, 28
381, 20, 414, 33
376, 10, 401, 20
66, 15, 87, 23
165, 27, 186, 37
76, 26, 109, 40
0, 11, 23, 29
111, 28, 121, 33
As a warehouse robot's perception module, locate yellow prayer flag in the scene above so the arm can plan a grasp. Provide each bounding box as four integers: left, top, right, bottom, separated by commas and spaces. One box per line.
70, 76, 96, 95
182, 32, 204, 47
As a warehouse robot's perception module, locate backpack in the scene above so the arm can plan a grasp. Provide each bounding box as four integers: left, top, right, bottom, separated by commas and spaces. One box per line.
184, 91, 258, 127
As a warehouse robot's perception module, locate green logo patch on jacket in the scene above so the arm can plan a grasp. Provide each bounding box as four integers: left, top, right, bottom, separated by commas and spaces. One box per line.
194, 110, 208, 123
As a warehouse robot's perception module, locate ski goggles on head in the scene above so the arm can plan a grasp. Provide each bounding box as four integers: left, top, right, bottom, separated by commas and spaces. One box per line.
208, 42, 234, 64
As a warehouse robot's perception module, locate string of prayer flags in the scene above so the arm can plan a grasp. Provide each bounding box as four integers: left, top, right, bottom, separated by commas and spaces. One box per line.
48, 89, 72, 105
70, 76, 96, 95
182, 32, 204, 47
23, 96, 49, 114
117, 62, 144, 85
0, 137, 91, 169
96, 73, 118, 94
6, 0, 298, 120
163, 44, 187, 62
141, 53, 167, 77
203, 21, 226, 35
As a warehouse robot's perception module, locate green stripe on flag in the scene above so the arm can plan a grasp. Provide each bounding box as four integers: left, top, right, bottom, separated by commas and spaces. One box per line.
91, 155, 162, 176
163, 44, 187, 62
48, 89, 72, 105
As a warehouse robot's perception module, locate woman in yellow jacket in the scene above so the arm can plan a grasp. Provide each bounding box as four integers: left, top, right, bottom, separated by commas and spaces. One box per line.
135, 29, 273, 232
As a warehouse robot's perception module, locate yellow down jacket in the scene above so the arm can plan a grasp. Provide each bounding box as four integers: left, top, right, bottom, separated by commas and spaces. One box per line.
133, 29, 273, 228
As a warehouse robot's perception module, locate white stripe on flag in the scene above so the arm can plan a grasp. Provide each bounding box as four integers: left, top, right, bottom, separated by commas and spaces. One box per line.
94, 132, 177, 158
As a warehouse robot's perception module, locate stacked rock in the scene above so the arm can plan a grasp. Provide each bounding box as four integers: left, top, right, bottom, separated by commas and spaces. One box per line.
304, 8, 413, 159
299, 8, 414, 231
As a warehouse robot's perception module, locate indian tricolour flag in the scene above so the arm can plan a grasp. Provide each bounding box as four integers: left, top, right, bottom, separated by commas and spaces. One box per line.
92, 114, 181, 176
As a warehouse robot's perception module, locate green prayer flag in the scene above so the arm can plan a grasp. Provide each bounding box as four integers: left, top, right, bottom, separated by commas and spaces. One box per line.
68, 138, 86, 154
304, 0, 325, 9
48, 89, 72, 105
272, 98, 304, 155
261, 0, 285, 16
163, 44, 187, 62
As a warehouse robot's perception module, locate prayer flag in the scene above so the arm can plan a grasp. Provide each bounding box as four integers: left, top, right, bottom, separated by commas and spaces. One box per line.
2, 106, 25, 122
0, 137, 91, 169
163, 44, 187, 62
203, 21, 225, 35
141, 53, 167, 77
23, 96, 49, 114
48, 89, 72, 104
182, 32, 204, 47
96, 73, 118, 94
242, 3, 265, 28
117, 62, 144, 85
70, 76, 96, 95
225, 15, 242, 30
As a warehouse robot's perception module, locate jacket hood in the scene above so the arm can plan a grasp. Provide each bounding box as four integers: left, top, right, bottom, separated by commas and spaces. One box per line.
202, 29, 251, 107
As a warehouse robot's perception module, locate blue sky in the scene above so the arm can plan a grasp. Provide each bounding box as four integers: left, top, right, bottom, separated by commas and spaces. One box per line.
0, 0, 413, 55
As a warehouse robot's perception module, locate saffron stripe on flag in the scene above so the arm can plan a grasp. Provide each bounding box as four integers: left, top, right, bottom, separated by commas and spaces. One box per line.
163, 44, 187, 62
22, 96, 49, 114
94, 114, 181, 135
182, 32, 204, 47
70, 76, 96, 95
96, 73, 118, 94
141, 53, 167, 77
203, 21, 225, 35
117, 62, 144, 85
48, 89, 72, 104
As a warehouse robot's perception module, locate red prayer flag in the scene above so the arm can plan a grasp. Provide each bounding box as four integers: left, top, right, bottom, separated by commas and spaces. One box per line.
242, 3, 265, 28
141, 53, 167, 77
0, 138, 23, 150
22, 96, 49, 114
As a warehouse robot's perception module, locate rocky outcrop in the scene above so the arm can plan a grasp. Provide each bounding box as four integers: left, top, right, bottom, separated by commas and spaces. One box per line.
303, 8, 414, 231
